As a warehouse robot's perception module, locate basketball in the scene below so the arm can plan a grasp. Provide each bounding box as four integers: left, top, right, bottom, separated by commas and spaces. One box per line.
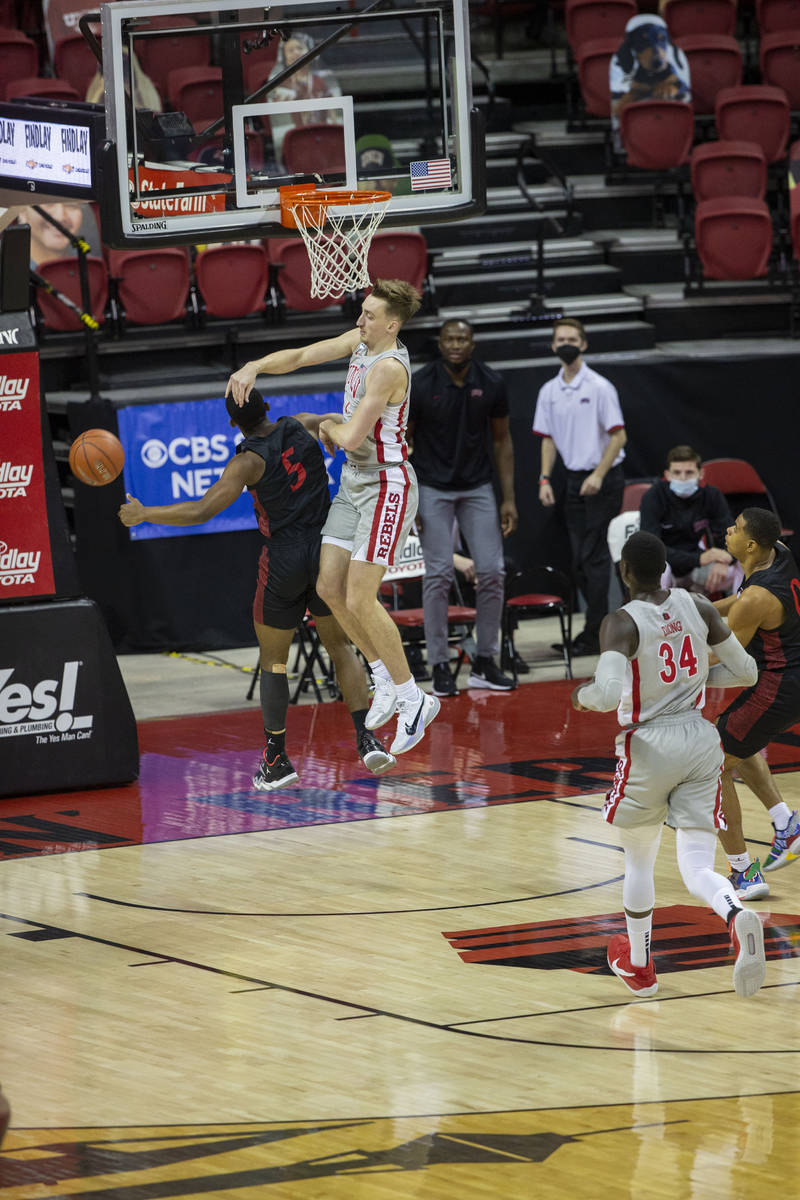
68, 429, 125, 487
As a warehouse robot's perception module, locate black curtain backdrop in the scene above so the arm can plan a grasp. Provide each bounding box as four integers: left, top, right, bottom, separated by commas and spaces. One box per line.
503, 353, 799, 575
72, 353, 799, 652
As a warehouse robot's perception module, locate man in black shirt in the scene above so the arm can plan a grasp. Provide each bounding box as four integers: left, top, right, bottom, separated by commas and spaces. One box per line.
409, 319, 517, 696
640, 445, 739, 595
118, 388, 395, 790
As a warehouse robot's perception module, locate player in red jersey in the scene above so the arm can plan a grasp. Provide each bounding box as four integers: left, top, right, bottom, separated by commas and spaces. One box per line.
119, 388, 395, 790
714, 508, 800, 899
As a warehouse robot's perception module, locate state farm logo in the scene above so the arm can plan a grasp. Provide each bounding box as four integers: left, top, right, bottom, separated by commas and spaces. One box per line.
0, 660, 94, 741
0, 462, 33, 498
0, 541, 40, 586
0, 372, 28, 408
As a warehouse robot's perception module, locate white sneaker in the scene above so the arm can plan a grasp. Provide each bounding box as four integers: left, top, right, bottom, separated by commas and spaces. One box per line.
390, 691, 440, 755
731, 908, 766, 998
365, 675, 397, 730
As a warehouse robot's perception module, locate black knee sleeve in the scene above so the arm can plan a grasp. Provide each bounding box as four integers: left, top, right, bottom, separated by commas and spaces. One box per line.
260, 668, 289, 732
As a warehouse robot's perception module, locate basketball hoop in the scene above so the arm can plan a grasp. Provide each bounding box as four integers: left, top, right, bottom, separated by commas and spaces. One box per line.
279, 185, 392, 299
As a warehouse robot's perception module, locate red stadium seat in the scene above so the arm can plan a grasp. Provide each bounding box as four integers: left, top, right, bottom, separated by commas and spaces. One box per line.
620, 100, 694, 168
53, 32, 100, 99
106, 248, 191, 327
135, 15, 210, 99
575, 37, 619, 116
675, 33, 742, 114
281, 124, 346, 176
756, 0, 800, 32
167, 66, 223, 134
34, 256, 109, 331
690, 140, 767, 201
714, 85, 790, 165
0, 28, 38, 98
621, 481, 654, 512
662, 0, 737, 37
694, 196, 772, 279
267, 237, 344, 311
702, 457, 792, 535
5, 76, 80, 101
367, 231, 428, 293
195, 243, 269, 318
759, 30, 800, 109
565, 0, 637, 52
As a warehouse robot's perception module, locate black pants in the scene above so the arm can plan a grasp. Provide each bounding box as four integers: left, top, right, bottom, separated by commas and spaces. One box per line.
565, 464, 625, 639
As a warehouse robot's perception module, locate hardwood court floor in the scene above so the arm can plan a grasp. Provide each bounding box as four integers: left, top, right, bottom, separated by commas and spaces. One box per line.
1, 678, 799, 1199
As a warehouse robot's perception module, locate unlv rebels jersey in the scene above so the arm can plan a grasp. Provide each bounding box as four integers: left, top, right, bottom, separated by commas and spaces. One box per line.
738, 542, 800, 671
342, 340, 411, 471
238, 417, 329, 542
618, 588, 710, 726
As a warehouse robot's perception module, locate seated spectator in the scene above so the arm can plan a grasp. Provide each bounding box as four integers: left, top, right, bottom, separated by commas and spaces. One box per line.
17, 201, 101, 268
610, 14, 691, 153
267, 32, 342, 171
356, 134, 412, 197
639, 444, 741, 596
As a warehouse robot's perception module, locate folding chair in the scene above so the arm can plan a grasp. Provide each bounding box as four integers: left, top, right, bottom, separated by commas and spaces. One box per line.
701, 457, 793, 536
501, 565, 573, 683
245, 613, 339, 705
381, 533, 477, 686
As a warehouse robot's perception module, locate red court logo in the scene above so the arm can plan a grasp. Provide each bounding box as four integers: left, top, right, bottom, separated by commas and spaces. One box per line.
443, 904, 800, 975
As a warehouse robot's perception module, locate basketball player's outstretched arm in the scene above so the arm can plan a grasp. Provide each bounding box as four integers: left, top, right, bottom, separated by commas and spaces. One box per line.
118, 453, 262, 527
226, 329, 362, 406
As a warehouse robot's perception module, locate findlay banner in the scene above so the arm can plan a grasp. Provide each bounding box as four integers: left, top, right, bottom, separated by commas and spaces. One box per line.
117, 393, 345, 541
0, 349, 56, 599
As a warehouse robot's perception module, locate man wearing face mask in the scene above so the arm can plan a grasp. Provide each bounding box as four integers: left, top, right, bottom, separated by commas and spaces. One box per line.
533, 317, 626, 656
640, 445, 739, 596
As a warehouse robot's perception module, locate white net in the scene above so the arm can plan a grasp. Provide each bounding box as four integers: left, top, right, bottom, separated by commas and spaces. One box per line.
290, 193, 391, 298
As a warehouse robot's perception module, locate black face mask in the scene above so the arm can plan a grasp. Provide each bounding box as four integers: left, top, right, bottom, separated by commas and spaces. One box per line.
555, 344, 581, 366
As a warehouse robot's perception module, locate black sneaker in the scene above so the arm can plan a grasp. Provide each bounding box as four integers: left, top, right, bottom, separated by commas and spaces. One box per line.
432, 661, 458, 697
467, 656, 516, 691
358, 729, 397, 775
501, 651, 530, 675
253, 750, 299, 792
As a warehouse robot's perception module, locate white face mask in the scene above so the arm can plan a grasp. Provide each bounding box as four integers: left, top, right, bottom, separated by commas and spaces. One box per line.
669, 477, 699, 498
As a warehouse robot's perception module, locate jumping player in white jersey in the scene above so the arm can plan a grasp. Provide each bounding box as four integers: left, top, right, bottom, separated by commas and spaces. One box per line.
226, 279, 440, 756
572, 530, 766, 1000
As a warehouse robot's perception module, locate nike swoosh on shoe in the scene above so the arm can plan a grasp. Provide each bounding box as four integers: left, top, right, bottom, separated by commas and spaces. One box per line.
404, 698, 425, 736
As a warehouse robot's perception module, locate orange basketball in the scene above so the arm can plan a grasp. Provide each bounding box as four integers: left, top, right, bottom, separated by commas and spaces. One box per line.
68, 428, 125, 487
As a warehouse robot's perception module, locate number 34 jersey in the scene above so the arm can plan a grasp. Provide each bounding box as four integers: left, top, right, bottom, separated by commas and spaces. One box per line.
618, 588, 710, 726
238, 417, 330, 543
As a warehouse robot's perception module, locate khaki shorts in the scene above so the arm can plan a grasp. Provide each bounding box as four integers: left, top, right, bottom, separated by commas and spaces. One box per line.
603, 712, 725, 833
322, 461, 418, 567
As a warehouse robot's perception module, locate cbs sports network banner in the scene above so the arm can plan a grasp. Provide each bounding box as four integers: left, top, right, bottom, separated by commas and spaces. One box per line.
117, 393, 345, 540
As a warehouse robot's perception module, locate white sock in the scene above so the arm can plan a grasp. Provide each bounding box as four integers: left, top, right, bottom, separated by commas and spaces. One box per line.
368, 659, 392, 683
625, 912, 652, 967
396, 676, 420, 705
769, 802, 793, 830
728, 852, 751, 874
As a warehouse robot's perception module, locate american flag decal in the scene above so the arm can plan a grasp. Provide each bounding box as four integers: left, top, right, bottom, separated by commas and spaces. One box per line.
409, 158, 452, 190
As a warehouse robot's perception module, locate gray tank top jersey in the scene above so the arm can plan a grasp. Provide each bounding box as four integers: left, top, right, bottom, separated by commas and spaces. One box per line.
342, 340, 411, 471
618, 588, 710, 726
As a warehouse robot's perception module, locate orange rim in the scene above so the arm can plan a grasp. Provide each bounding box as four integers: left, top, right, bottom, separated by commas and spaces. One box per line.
279, 184, 392, 229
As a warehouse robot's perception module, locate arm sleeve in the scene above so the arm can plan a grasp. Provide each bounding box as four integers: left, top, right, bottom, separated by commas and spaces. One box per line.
707, 632, 758, 689
577, 650, 628, 712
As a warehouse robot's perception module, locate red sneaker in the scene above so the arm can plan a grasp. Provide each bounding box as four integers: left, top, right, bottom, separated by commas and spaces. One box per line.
607, 933, 658, 997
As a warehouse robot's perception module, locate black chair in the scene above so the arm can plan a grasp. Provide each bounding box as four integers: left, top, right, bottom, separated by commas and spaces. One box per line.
501, 565, 573, 682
